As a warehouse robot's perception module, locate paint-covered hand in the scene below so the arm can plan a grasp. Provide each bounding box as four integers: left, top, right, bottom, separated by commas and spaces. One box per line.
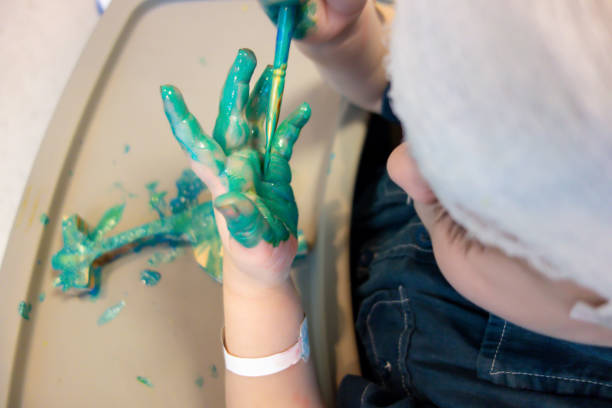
160, 49, 310, 284
259, 0, 366, 43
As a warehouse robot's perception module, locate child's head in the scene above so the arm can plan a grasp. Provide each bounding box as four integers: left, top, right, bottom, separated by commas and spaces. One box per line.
385, 1, 612, 342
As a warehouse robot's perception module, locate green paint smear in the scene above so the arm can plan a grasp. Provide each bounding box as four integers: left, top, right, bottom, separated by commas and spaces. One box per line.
148, 247, 183, 266
195, 376, 204, 388
52, 48, 310, 294
262, 0, 316, 40
97, 300, 125, 326
40, 213, 49, 226
38, 292, 46, 302
140, 269, 161, 287
161, 49, 310, 249
124, 144, 131, 153
198, 57, 206, 66
137, 376, 153, 387
145, 181, 169, 218
210, 364, 218, 378
18, 301, 32, 320
52, 169, 223, 294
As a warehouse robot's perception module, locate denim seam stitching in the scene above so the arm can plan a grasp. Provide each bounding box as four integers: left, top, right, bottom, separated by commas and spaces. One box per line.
397, 286, 411, 395
489, 320, 508, 373
488, 320, 612, 388
488, 371, 612, 388
377, 243, 433, 255
366, 297, 411, 386
360, 383, 373, 406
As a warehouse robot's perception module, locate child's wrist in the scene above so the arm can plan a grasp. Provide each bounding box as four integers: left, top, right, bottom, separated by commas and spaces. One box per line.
222, 256, 294, 300
223, 264, 304, 358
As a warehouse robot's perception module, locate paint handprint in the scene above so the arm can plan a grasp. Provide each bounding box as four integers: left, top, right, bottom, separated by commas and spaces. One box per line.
160, 48, 310, 249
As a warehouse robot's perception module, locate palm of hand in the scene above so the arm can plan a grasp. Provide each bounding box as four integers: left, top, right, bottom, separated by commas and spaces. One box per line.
160, 49, 310, 276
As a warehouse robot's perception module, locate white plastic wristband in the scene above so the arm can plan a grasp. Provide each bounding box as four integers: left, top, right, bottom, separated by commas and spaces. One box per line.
223, 317, 310, 377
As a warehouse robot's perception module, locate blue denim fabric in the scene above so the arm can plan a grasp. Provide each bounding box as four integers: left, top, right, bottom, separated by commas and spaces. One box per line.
337, 170, 612, 407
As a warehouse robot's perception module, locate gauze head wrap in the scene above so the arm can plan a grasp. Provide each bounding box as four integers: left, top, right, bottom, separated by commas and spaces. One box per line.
388, 0, 612, 327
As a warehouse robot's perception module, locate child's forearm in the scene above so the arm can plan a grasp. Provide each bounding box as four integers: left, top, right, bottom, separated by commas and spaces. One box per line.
299, 0, 388, 113
223, 257, 323, 407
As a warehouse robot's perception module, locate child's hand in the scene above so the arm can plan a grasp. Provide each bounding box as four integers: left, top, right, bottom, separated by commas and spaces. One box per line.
260, 0, 367, 44
160, 49, 310, 288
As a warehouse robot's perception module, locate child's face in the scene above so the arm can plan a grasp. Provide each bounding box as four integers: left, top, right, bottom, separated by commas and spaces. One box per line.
386, 142, 612, 346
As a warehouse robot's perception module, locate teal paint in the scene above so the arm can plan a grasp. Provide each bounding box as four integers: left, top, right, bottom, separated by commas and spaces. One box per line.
148, 247, 183, 266
145, 181, 169, 218
140, 269, 161, 286
327, 152, 335, 175
137, 376, 154, 387
295, 0, 317, 39
195, 376, 204, 388
160, 86, 226, 174
161, 50, 310, 249
40, 213, 49, 226
97, 300, 125, 326
52, 169, 224, 293
295, 229, 308, 259
18, 301, 32, 320
263, 4, 297, 174
38, 292, 46, 302
262, 0, 317, 40
210, 364, 218, 378
198, 56, 206, 66
68, 169, 74, 177
124, 144, 131, 153
53, 45, 311, 292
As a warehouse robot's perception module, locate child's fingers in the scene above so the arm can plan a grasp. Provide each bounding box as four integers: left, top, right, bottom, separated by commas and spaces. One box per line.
258, 0, 318, 40
272, 102, 311, 160
214, 192, 271, 249
245, 66, 274, 152
213, 49, 256, 153
326, 0, 366, 17
258, 181, 298, 236
160, 85, 225, 175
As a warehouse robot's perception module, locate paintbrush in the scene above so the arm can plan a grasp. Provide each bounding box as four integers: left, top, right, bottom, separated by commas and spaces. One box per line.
263, 3, 298, 174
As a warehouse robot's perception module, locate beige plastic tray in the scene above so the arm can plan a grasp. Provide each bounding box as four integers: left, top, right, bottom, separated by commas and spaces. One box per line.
0, 0, 366, 406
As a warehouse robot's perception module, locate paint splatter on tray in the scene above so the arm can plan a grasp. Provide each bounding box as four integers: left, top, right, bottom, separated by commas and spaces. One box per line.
97, 300, 125, 326
195, 376, 204, 388
52, 169, 223, 294
40, 213, 50, 225
18, 301, 32, 320
140, 269, 161, 287
137, 376, 153, 387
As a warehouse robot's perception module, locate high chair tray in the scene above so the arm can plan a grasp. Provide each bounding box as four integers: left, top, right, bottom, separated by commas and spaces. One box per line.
0, 1, 366, 406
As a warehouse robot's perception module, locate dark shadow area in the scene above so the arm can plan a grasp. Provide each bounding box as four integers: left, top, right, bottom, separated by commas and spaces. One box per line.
349, 113, 403, 381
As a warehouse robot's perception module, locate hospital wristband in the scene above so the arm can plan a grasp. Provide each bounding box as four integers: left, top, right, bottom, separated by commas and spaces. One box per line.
222, 316, 310, 377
